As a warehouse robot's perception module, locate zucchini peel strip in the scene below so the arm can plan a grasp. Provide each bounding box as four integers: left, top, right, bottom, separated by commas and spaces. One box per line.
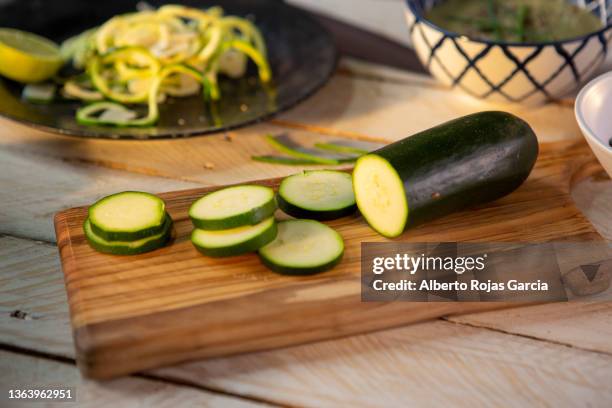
77, 64, 206, 127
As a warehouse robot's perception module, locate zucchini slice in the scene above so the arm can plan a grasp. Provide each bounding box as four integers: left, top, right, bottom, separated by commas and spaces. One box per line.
353, 111, 539, 238
191, 217, 277, 257
258, 220, 344, 275
277, 170, 357, 220
84, 214, 173, 255
189, 185, 276, 230
88, 191, 166, 241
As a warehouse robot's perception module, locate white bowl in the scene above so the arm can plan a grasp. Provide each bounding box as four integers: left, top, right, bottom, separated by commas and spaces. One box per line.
576, 71, 612, 179
405, 0, 612, 105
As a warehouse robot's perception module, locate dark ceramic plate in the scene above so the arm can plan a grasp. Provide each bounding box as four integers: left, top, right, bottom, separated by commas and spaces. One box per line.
0, 0, 336, 139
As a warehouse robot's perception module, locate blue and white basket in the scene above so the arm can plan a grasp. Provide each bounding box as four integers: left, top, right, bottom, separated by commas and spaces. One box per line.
405, 0, 612, 104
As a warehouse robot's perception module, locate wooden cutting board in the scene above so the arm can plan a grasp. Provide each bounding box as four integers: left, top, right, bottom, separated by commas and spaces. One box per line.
54, 139, 604, 379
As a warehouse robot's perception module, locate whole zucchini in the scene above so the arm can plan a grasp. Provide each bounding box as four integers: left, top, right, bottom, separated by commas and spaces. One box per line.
352, 111, 538, 238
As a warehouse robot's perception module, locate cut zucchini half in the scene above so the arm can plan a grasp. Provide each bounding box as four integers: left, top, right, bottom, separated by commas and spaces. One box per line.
84, 214, 172, 255
352, 154, 408, 238
88, 191, 167, 241
191, 216, 277, 257
189, 185, 276, 230
258, 220, 344, 275
278, 170, 357, 220
352, 112, 538, 238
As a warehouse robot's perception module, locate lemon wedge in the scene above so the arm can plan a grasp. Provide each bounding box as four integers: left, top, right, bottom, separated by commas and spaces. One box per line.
0, 28, 63, 83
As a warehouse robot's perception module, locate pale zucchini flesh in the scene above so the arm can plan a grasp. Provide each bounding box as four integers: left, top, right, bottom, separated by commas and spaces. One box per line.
88, 191, 167, 241
258, 219, 344, 275
84, 214, 172, 255
191, 216, 277, 257
278, 170, 357, 220
352, 154, 408, 238
189, 185, 276, 230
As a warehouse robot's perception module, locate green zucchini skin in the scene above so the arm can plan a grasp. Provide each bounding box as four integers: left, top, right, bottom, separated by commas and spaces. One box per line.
84, 214, 173, 256
277, 170, 357, 221
366, 111, 538, 230
190, 197, 277, 230
88, 191, 167, 242
276, 194, 357, 221
191, 220, 278, 257
251, 155, 322, 165
89, 217, 167, 242
259, 252, 343, 276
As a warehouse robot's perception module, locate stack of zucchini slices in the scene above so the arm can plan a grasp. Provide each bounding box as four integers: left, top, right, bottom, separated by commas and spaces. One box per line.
189, 185, 278, 257
84, 191, 173, 255
189, 170, 353, 275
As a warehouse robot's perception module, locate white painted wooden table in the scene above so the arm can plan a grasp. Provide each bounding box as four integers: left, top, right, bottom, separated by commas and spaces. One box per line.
2, 57, 612, 407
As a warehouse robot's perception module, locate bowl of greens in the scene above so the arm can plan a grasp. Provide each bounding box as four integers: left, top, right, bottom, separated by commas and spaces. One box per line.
405, 0, 612, 104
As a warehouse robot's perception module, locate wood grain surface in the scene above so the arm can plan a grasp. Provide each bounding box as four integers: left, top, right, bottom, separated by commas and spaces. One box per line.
4, 233, 612, 407
0, 350, 266, 408
3, 56, 612, 405
1, 3, 611, 402
53, 137, 603, 379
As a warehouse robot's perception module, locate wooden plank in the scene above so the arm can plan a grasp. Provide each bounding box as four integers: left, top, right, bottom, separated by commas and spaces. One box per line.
0, 149, 201, 243
52, 139, 604, 379
0, 236, 73, 357
277, 60, 582, 143
0, 350, 265, 408
3, 235, 612, 407
0, 119, 365, 188
446, 171, 612, 355
154, 320, 612, 408
447, 300, 612, 356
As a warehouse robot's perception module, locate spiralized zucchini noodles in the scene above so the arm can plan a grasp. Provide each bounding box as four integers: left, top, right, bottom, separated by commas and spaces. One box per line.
60, 4, 271, 127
